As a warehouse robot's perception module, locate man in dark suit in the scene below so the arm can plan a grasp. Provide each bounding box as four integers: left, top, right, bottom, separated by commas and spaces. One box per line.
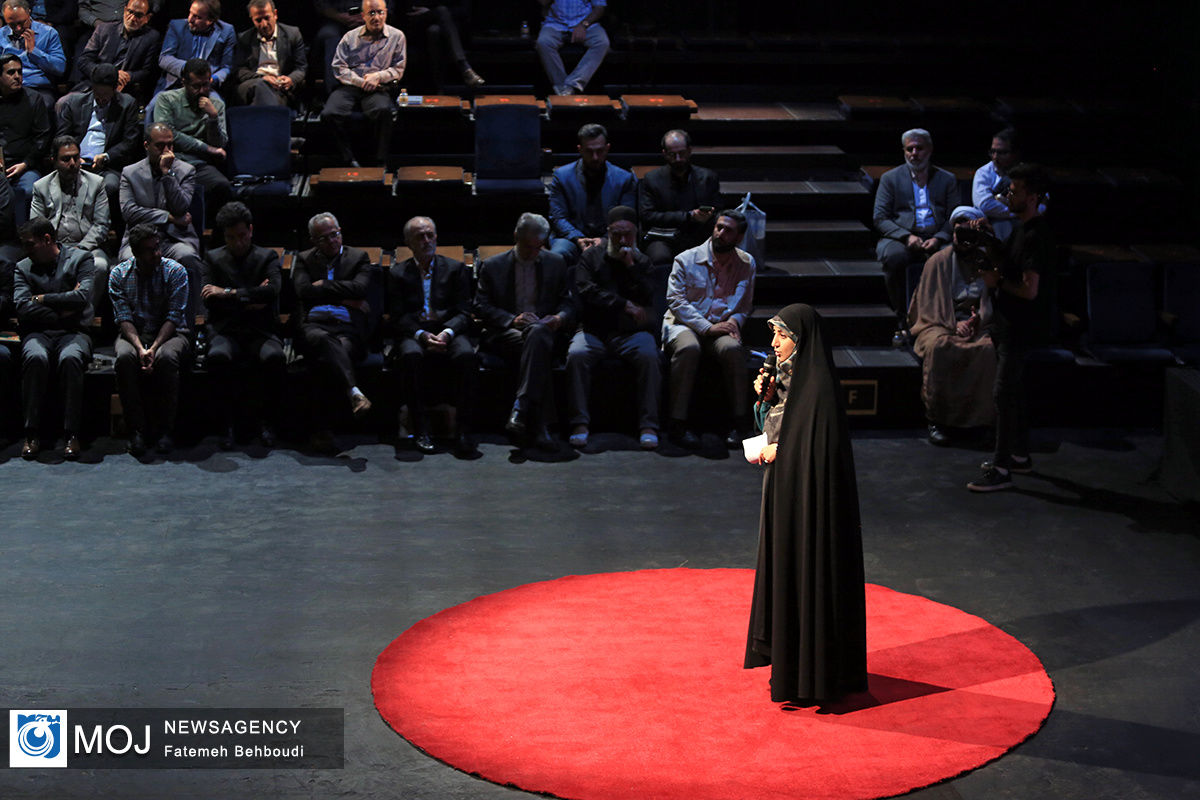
12, 216, 95, 460
873, 127, 961, 339
293, 210, 372, 451
231, 0, 306, 108
475, 211, 576, 450
0, 54, 49, 226
56, 63, 141, 214
637, 128, 721, 266
547, 122, 636, 265
74, 0, 160, 104
200, 200, 283, 449
387, 215, 474, 454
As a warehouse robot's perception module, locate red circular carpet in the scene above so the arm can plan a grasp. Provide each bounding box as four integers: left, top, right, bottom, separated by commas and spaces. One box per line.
373, 568, 1054, 800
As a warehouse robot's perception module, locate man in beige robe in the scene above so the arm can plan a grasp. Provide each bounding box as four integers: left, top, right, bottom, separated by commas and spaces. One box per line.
908, 206, 997, 445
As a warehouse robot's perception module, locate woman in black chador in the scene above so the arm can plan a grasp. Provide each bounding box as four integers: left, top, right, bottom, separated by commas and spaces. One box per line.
744, 303, 869, 703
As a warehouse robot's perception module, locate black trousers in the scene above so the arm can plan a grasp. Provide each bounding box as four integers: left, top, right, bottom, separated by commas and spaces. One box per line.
992, 335, 1029, 465
207, 328, 286, 427
21, 330, 92, 435
392, 333, 475, 429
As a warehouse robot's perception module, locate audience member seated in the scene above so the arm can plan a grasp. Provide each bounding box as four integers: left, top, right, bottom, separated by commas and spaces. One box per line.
200, 200, 283, 449
548, 122, 636, 265
906, 206, 996, 447
118, 122, 205, 311
536, 0, 608, 96
0, 0, 65, 112
0, 54, 48, 226
873, 127, 960, 340
386, 214, 475, 455
31, 135, 111, 279
322, 0, 405, 167
637, 128, 721, 267
56, 63, 141, 216
969, 163, 1056, 493
75, 0, 161, 106
293, 210, 373, 453
12, 216, 94, 460
475, 211, 576, 451
662, 208, 755, 449
152, 56, 232, 216
972, 127, 1021, 241
110, 222, 192, 455
402, 2, 483, 93
232, 0, 306, 109
566, 205, 660, 450
155, 0, 235, 97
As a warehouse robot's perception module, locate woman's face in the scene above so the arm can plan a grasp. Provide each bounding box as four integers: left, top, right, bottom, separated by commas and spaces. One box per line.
771, 326, 796, 363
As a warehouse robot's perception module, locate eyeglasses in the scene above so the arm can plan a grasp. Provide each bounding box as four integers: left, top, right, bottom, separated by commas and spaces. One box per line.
313, 228, 342, 243
364, 8, 386, 16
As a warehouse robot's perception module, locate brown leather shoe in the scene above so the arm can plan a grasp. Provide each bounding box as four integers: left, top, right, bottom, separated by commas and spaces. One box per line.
63, 435, 82, 460
21, 437, 39, 460
350, 392, 372, 417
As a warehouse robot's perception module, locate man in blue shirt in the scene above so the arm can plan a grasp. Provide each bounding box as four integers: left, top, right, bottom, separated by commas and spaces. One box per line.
0, 0, 65, 111
535, 0, 608, 96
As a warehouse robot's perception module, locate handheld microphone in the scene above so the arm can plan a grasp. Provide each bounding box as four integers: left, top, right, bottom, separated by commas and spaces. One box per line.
757, 354, 777, 402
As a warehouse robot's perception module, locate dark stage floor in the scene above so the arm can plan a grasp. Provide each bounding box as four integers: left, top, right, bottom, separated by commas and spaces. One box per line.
1, 427, 1197, 799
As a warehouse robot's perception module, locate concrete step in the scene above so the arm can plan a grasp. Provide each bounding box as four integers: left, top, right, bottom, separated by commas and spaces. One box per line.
755, 259, 887, 305
745, 302, 895, 348
764, 219, 874, 256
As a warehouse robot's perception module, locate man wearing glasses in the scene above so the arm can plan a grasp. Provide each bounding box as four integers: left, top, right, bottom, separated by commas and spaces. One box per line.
293, 211, 374, 451
971, 127, 1021, 241
75, 0, 161, 105
322, 0, 405, 167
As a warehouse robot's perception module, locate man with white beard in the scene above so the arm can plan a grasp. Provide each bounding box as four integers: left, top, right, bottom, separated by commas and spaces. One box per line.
565, 205, 661, 450
873, 127, 960, 341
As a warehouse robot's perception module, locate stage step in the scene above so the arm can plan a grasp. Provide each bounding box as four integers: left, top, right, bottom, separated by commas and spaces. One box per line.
756, 259, 887, 305
746, 303, 895, 348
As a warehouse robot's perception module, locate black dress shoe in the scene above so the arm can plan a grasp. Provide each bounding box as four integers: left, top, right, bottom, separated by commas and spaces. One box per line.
454, 428, 474, 455
462, 67, 485, 88
259, 425, 276, 448
415, 429, 436, 453
927, 424, 949, 446
668, 422, 699, 449
63, 435, 82, 460
505, 406, 527, 442
127, 431, 147, 456
155, 433, 175, 454
219, 426, 235, 451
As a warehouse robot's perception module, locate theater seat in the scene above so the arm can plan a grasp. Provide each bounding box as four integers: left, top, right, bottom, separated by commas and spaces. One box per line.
227, 105, 294, 197
473, 100, 545, 195
1163, 262, 1200, 364
1084, 262, 1177, 364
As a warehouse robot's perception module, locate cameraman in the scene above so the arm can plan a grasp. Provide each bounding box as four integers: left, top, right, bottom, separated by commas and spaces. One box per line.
968, 163, 1055, 492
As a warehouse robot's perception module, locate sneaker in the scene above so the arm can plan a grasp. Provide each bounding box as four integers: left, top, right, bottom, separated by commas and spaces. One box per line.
568, 426, 589, 448
979, 455, 1033, 474
968, 466, 1013, 492
639, 429, 659, 450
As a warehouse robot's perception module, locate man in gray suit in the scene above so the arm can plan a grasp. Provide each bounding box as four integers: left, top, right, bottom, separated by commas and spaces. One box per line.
118, 122, 204, 315
873, 127, 960, 339
32, 135, 110, 273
